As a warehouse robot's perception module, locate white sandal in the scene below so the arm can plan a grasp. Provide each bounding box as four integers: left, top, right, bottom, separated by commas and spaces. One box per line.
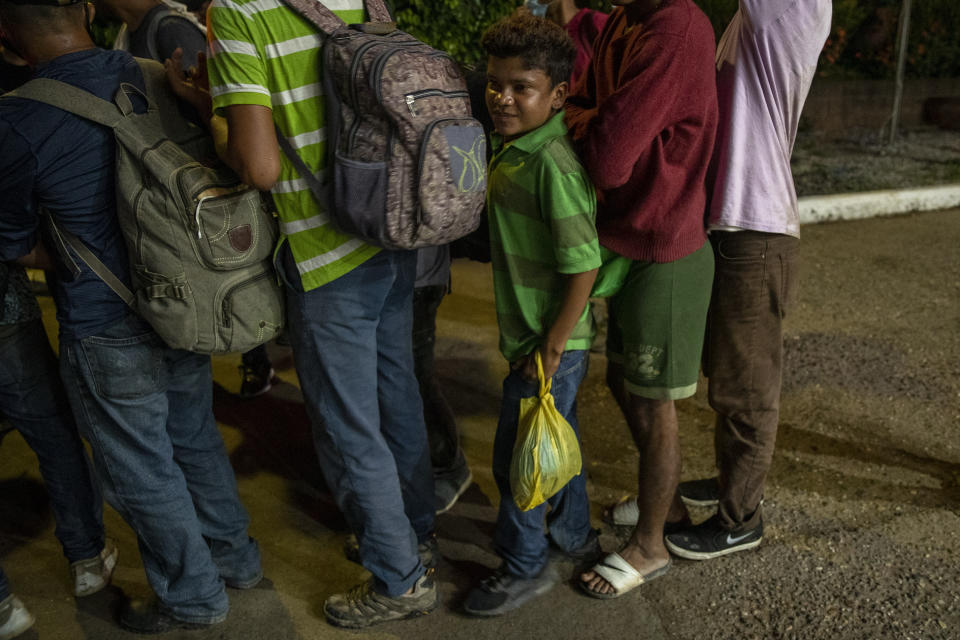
579, 552, 671, 599
602, 495, 640, 526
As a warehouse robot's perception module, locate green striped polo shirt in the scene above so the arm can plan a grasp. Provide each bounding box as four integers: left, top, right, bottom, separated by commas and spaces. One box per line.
487, 111, 604, 363
207, 0, 379, 290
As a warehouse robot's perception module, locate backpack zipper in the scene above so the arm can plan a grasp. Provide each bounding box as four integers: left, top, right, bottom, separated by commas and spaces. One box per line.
345, 37, 420, 151
403, 89, 470, 117
220, 270, 271, 329
369, 40, 431, 101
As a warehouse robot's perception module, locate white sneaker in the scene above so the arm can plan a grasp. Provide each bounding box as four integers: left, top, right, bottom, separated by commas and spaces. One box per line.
71, 538, 119, 597
0, 595, 34, 640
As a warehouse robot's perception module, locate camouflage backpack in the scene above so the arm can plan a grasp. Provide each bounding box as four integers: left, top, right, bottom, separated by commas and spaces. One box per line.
277, 0, 487, 250
10, 59, 284, 355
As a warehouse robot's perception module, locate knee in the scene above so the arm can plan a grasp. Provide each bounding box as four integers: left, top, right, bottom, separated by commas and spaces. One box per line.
627, 395, 676, 432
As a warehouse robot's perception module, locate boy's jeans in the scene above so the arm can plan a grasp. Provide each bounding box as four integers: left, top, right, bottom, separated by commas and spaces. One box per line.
280, 247, 434, 597
59, 315, 260, 624
0, 318, 104, 563
492, 349, 592, 579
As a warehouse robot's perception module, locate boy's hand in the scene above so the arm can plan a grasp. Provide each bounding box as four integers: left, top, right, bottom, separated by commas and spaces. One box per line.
513, 344, 563, 385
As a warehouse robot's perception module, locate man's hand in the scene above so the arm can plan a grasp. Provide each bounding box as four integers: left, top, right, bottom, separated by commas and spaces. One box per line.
164, 48, 213, 123
15, 242, 54, 270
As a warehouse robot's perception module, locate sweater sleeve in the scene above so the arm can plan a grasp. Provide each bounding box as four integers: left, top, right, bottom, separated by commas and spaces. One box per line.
566, 32, 684, 192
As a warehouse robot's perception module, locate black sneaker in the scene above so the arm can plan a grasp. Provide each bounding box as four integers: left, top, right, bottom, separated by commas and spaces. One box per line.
239, 364, 274, 398
664, 514, 763, 560
550, 528, 602, 565
678, 477, 720, 507
119, 596, 221, 634
462, 566, 557, 617
434, 457, 472, 514
323, 573, 437, 629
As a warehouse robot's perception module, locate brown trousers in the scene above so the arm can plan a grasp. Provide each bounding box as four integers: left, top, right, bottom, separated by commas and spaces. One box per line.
703, 230, 799, 530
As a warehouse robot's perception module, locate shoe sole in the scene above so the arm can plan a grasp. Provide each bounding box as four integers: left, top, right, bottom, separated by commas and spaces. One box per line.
225, 572, 264, 589
324, 601, 438, 629
679, 496, 720, 508
664, 536, 762, 560
435, 469, 473, 515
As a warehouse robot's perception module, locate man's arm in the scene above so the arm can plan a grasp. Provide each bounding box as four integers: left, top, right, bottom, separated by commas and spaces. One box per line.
221, 104, 281, 190
565, 34, 683, 192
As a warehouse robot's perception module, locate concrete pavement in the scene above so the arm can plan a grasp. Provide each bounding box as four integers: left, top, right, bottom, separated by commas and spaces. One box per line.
1, 208, 958, 640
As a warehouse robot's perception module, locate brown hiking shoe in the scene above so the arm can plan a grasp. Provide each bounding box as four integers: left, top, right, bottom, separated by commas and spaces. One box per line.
323, 573, 437, 629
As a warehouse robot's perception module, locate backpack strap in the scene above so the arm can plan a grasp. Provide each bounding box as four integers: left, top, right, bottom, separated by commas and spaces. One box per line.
44, 215, 136, 307
8, 78, 125, 129
276, 125, 330, 207
364, 0, 392, 23
280, 0, 393, 34
280, 0, 345, 34
144, 6, 174, 61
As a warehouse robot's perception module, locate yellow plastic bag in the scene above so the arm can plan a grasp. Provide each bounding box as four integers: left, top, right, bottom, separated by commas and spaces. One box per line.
509, 351, 583, 511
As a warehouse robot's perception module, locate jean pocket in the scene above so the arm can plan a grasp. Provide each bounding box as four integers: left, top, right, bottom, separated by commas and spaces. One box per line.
716, 236, 767, 263
80, 331, 164, 400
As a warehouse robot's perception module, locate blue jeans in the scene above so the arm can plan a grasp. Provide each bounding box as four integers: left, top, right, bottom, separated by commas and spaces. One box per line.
0, 566, 8, 601
59, 315, 260, 624
0, 318, 103, 563
280, 248, 434, 597
492, 349, 592, 578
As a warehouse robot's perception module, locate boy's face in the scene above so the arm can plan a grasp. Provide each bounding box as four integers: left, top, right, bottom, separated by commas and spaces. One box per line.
485, 55, 567, 143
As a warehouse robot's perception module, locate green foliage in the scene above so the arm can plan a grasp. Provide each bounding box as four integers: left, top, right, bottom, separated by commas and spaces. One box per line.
89, 14, 122, 50
393, 0, 516, 68
819, 0, 960, 79
692, 0, 737, 39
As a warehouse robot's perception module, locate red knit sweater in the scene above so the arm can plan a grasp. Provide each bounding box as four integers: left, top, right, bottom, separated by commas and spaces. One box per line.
565, 0, 718, 263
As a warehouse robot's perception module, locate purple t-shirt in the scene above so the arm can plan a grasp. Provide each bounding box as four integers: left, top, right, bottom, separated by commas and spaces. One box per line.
707, 0, 831, 236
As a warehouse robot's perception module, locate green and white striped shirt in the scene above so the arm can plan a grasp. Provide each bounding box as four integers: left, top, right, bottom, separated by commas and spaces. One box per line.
207, 0, 379, 290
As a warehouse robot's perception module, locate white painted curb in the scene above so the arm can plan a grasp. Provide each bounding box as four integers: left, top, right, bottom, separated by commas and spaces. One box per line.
799, 184, 960, 224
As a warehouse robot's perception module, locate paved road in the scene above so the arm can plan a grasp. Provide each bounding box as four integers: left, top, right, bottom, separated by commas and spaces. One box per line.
1, 209, 958, 639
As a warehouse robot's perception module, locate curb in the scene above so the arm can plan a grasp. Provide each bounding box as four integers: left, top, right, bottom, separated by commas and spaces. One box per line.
799, 184, 960, 225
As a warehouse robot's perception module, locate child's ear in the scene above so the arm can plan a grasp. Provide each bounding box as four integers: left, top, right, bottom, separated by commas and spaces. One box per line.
551, 80, 568, 110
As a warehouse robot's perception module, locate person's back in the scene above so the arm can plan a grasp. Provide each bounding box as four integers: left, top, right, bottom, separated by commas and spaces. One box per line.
207, 0, 379, 289
206, 0, 438, 629
664, 0, 832, 562
0, 1, 260, 631
708, 0, 831, 234
1, 47, 136, 342
565, 0, 719, 600
566, 0, 717, 262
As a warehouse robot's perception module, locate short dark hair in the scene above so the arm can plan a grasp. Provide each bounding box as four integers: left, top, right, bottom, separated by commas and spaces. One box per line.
0, 0, 83, 30
481, 11, 575, 87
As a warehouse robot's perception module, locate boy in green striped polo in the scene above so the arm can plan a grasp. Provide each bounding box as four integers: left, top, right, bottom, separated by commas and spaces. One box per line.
205, 0, 437, 629
463, 12, 619, 617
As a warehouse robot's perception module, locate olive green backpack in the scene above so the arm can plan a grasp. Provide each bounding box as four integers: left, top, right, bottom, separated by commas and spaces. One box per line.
10, 59, 284, 354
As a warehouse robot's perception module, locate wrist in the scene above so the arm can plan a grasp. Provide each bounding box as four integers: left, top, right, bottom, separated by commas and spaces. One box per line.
542, 335, 566, 356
